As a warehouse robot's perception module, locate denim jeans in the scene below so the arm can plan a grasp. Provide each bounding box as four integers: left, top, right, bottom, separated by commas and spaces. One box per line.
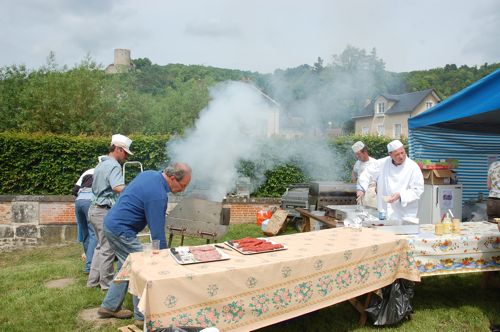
75, 199, 97, 273
102, 226, 144, 321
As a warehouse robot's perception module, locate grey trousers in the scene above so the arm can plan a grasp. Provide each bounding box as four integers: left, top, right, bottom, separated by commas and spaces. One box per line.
87, 205, 115, 290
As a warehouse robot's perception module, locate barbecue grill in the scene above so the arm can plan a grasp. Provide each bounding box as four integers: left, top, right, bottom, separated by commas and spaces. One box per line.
281, 181, 357, 212
308, 181, 357, 210
280, 181, 357, 230
280, 183, 310, 218
167, 197, 230, 246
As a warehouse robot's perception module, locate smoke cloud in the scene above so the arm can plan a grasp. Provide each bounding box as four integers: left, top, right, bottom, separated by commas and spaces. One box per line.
167, 80, 346, 202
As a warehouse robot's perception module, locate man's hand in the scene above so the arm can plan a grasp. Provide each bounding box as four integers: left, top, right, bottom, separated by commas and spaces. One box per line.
356, 191, 365, 203
387, 192, 401, 203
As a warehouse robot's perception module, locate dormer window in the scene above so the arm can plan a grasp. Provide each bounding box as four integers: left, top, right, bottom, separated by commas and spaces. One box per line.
425, 101, 433, 109
377, 102, 385, 114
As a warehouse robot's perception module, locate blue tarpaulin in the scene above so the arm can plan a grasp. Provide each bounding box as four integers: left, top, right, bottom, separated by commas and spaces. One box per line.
409, 69, 500, 133
408, 69, 500, 203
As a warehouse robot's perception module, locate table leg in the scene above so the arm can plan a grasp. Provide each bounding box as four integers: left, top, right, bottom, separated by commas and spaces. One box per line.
301, 216, 311, 232
348, 292, 374, 326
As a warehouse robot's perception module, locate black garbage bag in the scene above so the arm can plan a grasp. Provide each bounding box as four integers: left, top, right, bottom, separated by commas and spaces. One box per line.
154, 326, 205, 332
365, 278, 415, 326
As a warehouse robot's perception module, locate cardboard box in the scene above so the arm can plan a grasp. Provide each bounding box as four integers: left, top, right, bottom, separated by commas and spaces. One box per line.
422, 169, 452, 185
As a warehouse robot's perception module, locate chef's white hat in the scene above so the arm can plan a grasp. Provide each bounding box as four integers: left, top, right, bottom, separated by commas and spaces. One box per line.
351, 141, 365, 153
387, 140, 404, 153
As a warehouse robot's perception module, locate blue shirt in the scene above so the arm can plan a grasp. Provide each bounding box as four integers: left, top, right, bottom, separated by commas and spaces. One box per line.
104, 170, 170, 249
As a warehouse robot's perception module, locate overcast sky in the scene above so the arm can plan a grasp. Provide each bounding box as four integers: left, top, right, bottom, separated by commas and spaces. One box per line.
1, 0, 499, 73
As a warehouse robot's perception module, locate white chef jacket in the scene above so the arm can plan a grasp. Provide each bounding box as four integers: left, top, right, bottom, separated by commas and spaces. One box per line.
352, 157, 377, 180
358, 156, 424, 220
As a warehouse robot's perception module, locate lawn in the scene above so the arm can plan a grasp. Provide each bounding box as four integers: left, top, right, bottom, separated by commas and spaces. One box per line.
0, 223, 498, 332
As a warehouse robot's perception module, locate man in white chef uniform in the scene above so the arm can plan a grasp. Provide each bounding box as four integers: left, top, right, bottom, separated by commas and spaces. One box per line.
351, 141, 377, 208
356, 140, 424, 220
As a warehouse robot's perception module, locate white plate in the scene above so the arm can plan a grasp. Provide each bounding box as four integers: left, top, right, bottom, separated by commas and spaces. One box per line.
169, 245, 230, 265
225, 238, 287, 255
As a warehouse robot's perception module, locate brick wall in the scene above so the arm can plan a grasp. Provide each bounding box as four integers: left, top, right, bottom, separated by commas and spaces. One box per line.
0, 196, 77, 251
0, 195, 282, 250
225, 200, 280, 224
40, 202, 76, 225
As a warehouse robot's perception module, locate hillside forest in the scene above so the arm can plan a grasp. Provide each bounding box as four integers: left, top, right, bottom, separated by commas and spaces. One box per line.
1, 46, 499, 136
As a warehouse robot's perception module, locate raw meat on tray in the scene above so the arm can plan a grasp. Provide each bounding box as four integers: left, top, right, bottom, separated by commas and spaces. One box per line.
231, 237, 284, 253
189, 245, 222, 261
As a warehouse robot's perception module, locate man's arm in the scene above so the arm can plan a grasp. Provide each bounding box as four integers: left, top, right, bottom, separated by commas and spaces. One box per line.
108, 165, 126, 194
144, 199, 168, 249
112, 185, 125, 193
399, 165, 424, 206
72, 185, 81, 197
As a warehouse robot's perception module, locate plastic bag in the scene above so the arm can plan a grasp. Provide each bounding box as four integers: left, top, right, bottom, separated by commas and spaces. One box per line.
154, 326, 204, 332
365, 279, 415, 326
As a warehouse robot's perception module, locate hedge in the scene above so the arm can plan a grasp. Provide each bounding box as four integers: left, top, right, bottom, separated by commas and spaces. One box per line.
0, 133, 406, 196
0, 132, 170, 195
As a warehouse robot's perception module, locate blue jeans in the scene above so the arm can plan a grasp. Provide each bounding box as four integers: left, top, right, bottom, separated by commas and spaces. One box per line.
75, 199, 97, 273
102, 226, 144, 321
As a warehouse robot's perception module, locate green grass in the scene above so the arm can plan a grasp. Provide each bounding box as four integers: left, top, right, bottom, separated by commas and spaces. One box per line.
0, 224, 498, 331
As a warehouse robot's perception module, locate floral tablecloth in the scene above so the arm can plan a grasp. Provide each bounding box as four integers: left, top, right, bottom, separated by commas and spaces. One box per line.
406, 221, 500, 276
116, 227, 419, 331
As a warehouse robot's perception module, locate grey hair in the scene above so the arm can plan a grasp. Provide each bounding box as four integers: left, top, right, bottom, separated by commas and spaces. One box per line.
164, 163, 190, 181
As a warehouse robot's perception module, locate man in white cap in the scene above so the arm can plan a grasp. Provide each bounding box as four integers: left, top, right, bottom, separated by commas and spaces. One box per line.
356, 140, 424, 221
351, 141, 377, 208
87, 134, 133, 291
351, 141, 376, 182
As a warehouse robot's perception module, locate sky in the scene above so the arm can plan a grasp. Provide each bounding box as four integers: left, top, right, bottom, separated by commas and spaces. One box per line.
1, 0, 499, 74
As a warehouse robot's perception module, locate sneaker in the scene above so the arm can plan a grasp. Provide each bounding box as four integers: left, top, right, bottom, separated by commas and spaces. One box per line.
134, 320, 144, 328
97, 307, 133, 319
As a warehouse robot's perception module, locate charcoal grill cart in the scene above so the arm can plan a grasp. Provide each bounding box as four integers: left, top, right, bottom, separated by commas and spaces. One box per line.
281, 181, 358, 231
167, 197, 230, 246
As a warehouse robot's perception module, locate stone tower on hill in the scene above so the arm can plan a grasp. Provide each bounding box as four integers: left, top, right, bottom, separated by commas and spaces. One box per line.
105, 49, 134, 74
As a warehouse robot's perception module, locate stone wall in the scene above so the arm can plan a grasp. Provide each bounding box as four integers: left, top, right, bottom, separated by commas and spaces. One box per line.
0, 196, 77, 251
0, 195, 281, 251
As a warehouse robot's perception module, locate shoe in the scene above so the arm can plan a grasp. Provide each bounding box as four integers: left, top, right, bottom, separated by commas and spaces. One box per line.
97, 307, 133, 319
134, 320, 144, 328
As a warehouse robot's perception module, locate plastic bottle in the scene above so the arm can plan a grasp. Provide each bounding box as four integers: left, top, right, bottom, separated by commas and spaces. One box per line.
442, 213, 452, 234
452, 218, 461, 235
378, 209, 386, 220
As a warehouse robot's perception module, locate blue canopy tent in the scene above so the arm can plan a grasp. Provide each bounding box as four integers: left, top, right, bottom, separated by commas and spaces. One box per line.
408, 69, 500, 203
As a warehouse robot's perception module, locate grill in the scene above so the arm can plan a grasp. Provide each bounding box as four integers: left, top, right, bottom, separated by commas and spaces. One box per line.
167, 197, 230, 246
281, 181, 357, 216
308, 181, 358, 210
280, 183, 310, 217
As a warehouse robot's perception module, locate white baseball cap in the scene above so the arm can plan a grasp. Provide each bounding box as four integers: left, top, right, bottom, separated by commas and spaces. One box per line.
111, 134, 134, 155
351, 141, 365, 153
387, 140, 404, 153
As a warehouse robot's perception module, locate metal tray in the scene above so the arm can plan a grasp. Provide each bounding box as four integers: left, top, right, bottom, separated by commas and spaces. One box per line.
224, 238, 287, 255
169, 246, 230, 265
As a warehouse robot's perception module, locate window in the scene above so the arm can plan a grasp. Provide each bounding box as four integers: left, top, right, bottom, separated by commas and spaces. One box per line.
394, 124, 402, 138
362, 126, 369, 135
425, 101, 433, 109
377, 102, 385, 114
377, 125, 385, 136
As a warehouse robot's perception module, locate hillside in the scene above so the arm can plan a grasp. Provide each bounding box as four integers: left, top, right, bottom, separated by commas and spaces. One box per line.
0, 47, 498, 135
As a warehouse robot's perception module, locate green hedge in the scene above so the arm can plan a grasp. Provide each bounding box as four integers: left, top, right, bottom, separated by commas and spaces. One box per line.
329, 135, 408, 183
0, 132, 169, 195
0, 133, 406, 196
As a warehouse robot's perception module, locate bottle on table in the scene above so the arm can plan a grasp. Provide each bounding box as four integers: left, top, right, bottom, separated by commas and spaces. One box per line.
442, 213, 452, 234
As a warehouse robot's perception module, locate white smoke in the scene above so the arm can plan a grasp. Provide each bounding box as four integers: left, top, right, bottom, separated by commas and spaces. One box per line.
167, 80, 345, 201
